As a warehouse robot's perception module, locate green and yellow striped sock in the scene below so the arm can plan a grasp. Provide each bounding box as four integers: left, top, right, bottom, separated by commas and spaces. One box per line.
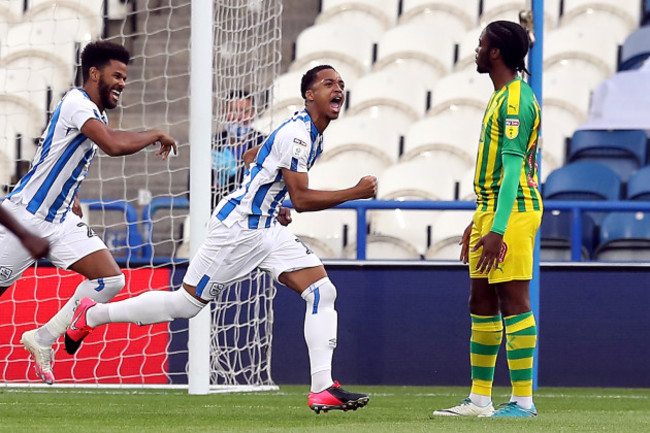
470, 314, 503, 398
504, 311, 537, 398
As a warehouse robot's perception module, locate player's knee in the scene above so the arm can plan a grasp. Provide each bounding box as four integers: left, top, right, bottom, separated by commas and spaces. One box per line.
301, 277, 337, 311
97, 273, 126, 298
168, 288, 205, 319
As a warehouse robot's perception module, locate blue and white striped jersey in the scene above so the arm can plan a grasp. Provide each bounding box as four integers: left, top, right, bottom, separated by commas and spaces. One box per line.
7, 88, 107, 223
215, 109, 323, 229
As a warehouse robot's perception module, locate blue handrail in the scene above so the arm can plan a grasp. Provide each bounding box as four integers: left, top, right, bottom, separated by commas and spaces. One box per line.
140, 197, 189, 260
81, 199, 143, 260
282, 199, 650, 260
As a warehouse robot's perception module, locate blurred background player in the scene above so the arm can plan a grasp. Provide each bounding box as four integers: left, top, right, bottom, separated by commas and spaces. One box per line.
212, 90, 267, 199
0, 205, 50, 270
0, 41, 177, 385
433, 21, 542, 418
66, 65, 376, 414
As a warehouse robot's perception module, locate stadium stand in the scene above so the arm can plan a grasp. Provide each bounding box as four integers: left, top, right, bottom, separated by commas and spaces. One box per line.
289, 22, 374, 85
579, 59, 650, 131
619, 25, 650, 71
427, 69, 494, 117
424, 209, 475, 260
369, 209, 439, 255
322, 114, 403, 164
559, 0, 641, 44
593, 211, 650, 261
543, 161, 622, 202
399, 0, 480, 42
480, 0, 561, 30
315, 0, 400, 41
346, 69, 429, 123
626, 166, 650, 200
566, 129, 648, 182
289, 209, 358, 259
539, 210, 595, 261
373, 23, 455, 89
343, 233, 422, 259
400, 110, 481, 164
377, 157, 461, 201
254, 71, 304, 134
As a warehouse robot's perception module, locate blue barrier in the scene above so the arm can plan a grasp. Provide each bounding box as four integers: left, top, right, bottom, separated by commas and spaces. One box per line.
88, 197, 650, 262
81, 199, 143, 260
282, 199, 650, 261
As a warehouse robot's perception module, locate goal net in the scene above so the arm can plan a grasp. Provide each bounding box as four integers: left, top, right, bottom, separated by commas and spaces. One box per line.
0, 0, 282, 392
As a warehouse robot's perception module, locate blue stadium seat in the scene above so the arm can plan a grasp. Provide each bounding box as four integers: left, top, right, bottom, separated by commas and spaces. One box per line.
619, 26, 650, 71
593, 211, 650, 261
543, 161, 621, 201
567, 129, 648, 182
626, 166, 650, 200
540, 210, 595, 261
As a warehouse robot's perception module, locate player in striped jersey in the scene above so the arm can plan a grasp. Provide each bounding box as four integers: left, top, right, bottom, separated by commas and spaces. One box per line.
433, 21, 542, 418
0, 41, 176, 385
66, 65, 376, 413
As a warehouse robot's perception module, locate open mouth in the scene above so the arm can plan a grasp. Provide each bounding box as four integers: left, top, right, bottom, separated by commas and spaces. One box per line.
330, 95, 343, 113
110, 89, 121, 103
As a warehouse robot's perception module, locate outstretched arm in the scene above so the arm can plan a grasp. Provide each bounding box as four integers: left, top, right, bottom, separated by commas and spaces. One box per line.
282, 168, 377, 213
81, 118, 177, 159
0, 207, 49, 259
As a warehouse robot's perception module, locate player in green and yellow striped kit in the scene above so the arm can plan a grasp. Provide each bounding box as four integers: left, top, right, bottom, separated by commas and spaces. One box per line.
433, 20, 542, 418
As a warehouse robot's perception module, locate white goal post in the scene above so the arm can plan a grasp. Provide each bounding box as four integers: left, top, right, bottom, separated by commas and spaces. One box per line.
0, 0, 282, 394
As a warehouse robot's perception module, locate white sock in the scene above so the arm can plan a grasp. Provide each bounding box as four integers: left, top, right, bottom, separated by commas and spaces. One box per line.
35, 274, 125, 347
87, 288, 204, 327
301, 277, 337, 393
469, 393, 492, 407
511, 395, 534, 409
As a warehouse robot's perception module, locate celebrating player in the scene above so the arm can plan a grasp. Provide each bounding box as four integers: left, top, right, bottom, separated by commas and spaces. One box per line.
0, 40, 176, 385
65, 65, 376, 413
433, 21, 542, 418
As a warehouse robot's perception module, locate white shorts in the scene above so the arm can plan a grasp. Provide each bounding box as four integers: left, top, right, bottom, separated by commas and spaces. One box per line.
0, 200, 107, 286
183, 217, 322, 301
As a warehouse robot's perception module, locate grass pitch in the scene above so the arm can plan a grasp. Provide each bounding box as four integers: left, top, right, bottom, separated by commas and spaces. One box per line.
1, 385, 649, 433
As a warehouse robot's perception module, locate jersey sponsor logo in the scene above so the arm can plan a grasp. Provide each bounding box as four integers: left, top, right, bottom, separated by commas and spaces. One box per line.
0, 267, 12, 280
292, 138, 308, 158
505, 118, 520, 139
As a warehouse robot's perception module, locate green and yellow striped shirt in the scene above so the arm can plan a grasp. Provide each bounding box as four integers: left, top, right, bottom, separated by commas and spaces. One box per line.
474, 77, 542, 212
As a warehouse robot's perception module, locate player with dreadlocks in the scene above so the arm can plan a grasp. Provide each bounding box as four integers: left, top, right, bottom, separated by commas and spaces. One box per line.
433, 20, 542, 418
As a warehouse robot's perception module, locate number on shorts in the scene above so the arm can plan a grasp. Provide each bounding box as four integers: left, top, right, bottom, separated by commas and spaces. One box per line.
77, 222, 97, 238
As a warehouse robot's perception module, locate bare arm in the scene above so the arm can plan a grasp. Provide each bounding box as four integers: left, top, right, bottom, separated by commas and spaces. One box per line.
282, 168, 377, 213
242, 146, 260, 167
0, 207, 49, 259
81, 118, 177, 159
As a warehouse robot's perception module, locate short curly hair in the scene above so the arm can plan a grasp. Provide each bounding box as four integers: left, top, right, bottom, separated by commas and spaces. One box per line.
81, 41, 131, 83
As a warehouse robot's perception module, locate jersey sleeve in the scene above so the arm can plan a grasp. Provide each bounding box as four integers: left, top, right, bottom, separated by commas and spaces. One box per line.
274, 126, 311, 173
62, 90, 103, 132
500, 89, 536, 158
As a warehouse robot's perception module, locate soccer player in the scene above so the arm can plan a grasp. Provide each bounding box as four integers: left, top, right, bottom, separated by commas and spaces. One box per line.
0, 41, 176, 385
433, 21, 542, 418
66, 65, 376, 413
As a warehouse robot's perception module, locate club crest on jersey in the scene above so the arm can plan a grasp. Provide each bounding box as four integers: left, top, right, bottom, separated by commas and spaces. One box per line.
209, 282, 225, 297
505, 118, 520, 139
0, 267, 12, 281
